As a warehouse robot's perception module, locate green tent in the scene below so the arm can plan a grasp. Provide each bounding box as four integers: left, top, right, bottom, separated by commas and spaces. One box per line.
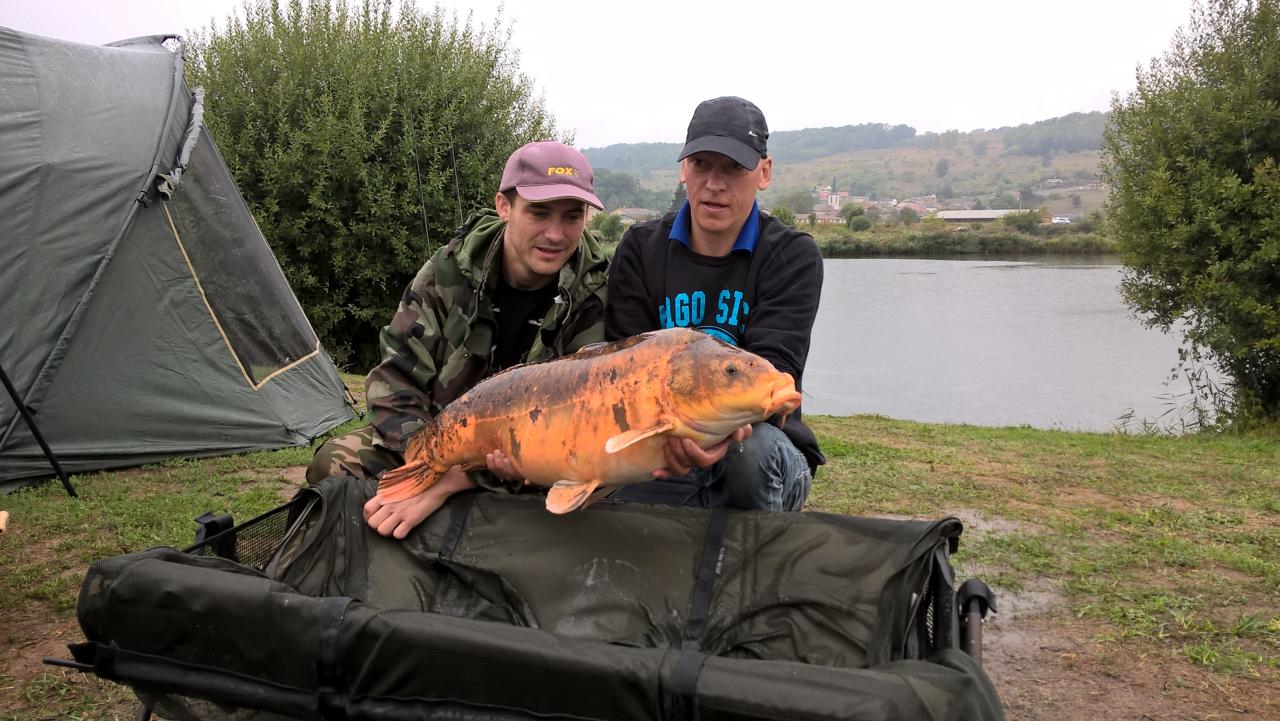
0, 28, 353, 489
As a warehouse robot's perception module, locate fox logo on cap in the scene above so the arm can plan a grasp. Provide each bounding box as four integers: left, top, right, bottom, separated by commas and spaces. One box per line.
547, 166, 577, 176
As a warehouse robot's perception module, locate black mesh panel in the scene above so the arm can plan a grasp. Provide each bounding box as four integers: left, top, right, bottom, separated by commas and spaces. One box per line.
165, 130, 316, 385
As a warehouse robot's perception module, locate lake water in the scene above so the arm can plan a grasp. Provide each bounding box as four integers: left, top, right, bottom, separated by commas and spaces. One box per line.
804, 257, 1212, 432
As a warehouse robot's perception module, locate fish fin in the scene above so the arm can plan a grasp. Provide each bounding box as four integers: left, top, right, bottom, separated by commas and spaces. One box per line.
376, 461, 441, 502
458, 460, 488, 472
579, 485, 615, 511
605, 419, 677, 454
545, 480, 602, 514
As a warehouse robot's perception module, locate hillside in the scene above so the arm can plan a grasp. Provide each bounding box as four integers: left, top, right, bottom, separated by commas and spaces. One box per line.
582, 112, 1109, 215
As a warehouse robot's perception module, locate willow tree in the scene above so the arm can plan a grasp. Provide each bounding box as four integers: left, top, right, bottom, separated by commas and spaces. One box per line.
1102, 0, 1280, 422
186, 0, 557, 368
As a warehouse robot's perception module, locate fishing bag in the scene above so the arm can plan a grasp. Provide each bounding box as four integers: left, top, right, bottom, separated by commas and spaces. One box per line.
71, 475, 1003, 720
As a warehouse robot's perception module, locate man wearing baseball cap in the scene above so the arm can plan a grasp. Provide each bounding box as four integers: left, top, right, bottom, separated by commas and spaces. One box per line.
308, 140, 610, 538
605, 97, 825, 512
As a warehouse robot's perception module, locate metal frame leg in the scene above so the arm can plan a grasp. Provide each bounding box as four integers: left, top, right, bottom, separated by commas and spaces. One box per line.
958, 578, 997, 666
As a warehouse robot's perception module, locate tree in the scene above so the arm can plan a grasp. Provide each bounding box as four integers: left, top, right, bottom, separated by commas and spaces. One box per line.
934, 158, 950, 177
770, 206, 796, 226
897, 207, 919, 225
777, 189, 816, 215
973, 138, 989, 157
1002, 210, 1041, 234
593, 169, 642, 210
807, 213, 817, 227
1071, 194, 1083, 208
1103, 0, 1280, 419
839, 204, 865, 221
972, 198, 986, 210
589, 212, 625, 244
668, 183, 687, 213
1002, 111, 1108, 156
847, 215, 872, 232
186, 0, 555, 368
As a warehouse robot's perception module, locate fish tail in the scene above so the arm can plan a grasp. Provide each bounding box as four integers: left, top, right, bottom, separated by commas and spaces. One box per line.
376, 460, 443, 502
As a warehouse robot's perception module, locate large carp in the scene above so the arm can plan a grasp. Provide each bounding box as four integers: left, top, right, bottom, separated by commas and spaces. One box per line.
376, 328, 802, 514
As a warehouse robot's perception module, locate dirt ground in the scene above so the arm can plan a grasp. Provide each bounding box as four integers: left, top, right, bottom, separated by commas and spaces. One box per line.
983, 590, 1277, 720
945, 509, 1278, 721
5, 477, 1276, 720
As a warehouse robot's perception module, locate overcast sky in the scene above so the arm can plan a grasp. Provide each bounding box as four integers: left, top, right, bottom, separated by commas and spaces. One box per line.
5, 0, 1193, 149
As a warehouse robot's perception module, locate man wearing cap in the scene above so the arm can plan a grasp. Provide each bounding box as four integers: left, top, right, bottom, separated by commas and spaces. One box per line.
605, 97, 825, 511
307, 140, 610, 538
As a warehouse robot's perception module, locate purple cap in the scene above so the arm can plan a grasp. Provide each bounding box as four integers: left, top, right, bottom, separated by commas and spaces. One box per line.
499, 141, 603, 210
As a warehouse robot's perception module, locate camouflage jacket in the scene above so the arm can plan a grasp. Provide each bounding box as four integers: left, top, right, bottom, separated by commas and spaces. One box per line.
366, 209, 610, 453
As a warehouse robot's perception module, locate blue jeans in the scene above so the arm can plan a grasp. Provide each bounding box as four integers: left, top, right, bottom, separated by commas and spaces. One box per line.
609, 422, 811, 511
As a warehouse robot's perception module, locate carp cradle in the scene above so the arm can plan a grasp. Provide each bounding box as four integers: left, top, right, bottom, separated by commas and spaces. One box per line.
57, 475, 1002, 720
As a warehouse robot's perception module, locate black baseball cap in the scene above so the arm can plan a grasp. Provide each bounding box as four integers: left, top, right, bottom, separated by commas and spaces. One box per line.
677, 96, 769, 170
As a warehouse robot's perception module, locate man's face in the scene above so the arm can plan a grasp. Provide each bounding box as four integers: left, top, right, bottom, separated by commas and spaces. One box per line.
495, 193, 587, 289
680, 152, 773, 243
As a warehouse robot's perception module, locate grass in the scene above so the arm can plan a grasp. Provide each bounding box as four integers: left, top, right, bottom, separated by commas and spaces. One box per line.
807, 415, 1280, 679
0, 386, 1276, 718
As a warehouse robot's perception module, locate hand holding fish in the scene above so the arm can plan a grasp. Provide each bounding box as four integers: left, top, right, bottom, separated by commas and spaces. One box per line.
653, 424, 753, 479
364, 466, 477, 539
485, 449, 523, 482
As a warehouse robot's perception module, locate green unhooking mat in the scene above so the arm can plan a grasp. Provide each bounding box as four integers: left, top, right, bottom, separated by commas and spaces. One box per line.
72, 476, 1003, 720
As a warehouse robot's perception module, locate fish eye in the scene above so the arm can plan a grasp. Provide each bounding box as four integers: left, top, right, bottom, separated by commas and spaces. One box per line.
726, 365, 738, 376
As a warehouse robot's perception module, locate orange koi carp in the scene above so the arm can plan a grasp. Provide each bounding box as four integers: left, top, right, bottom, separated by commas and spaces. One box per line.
376, 328, 802, 514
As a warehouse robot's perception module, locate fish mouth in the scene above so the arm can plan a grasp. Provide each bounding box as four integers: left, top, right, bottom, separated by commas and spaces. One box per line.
763, 379, 802, 422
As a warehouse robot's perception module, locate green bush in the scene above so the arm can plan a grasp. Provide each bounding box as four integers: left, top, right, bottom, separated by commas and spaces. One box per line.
809, 224, 1117, 258
187, 0, 556, 369
1001, 210, 1042, 234
589, 213, 625, 244
1104, 0, 1280, 421
770, 207, 797, 226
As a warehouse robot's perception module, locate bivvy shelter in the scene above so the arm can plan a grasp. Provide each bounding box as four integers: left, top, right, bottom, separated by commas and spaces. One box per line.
0, 28, 353, 490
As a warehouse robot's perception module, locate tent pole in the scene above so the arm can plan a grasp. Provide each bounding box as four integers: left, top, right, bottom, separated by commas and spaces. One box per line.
0, 362, 77, 498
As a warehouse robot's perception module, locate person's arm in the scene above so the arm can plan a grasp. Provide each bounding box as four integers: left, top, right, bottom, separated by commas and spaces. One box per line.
741, 233, 825, 382
604, 230, 660, 340
364, 253, 452, 452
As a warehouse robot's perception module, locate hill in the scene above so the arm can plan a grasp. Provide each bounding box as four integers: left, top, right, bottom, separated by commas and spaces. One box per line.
583, 121, 918, 174
582, 112, 1109, 214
